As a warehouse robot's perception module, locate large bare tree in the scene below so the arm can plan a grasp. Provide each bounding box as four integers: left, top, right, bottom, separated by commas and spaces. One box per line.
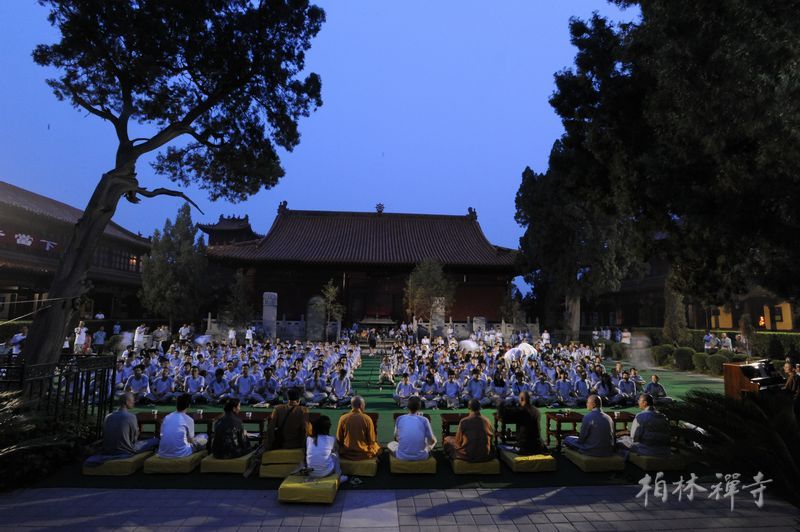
25, 0, 325, 365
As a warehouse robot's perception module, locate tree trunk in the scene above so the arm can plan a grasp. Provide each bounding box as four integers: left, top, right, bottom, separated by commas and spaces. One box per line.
24, 169, 137, 365
564, 294, 581, 342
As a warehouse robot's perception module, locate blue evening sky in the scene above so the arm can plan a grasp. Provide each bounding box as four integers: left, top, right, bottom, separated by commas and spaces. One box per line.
0, 1, 637, 263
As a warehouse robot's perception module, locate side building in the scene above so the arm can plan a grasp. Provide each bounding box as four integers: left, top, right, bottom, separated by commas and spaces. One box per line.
581, 257, 796, 332
0, 181, 150, 323
202, 203, 518, 328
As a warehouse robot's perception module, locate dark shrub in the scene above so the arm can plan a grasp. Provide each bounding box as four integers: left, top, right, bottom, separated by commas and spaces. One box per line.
692, 352, 707, 372
717, 349, 734, 360
706, 354, 727, 375
674, 347, 695, 370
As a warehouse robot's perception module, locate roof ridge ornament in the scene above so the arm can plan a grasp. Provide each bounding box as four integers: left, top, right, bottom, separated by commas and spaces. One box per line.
467, 207, 477, 220
278, 200, 288, 214
376, 203, 385, 215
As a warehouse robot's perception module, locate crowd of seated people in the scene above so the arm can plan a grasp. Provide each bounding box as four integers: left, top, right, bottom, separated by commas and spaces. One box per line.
112, 339, 361, 408
377, 338, 673, 409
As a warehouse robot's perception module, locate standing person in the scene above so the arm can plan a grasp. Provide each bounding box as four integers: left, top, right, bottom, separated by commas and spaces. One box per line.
227, 327, 237, 347
112, 321, 122, 336
74, 321, 88, 354
388, 396, 436, 461
10, 326, 27, 356
179, 324, 191, 342
336, 396, 380, 461
443, 399, 493, 462
134, 324, 147, 351
245, 326, 255, 346
92, 326, 107, 354
157, 394, 208, 458
306, 415, 347, 482
783, 362, 800, 422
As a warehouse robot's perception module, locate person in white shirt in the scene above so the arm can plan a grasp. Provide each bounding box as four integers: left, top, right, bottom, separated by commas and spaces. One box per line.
234, 364, 263, 404
157, 394, 207, 458
245, 326, 254, 346
329, 369, 351, 408
541, 329, 551, 346
306, 415, 347, 482
620, 329, 632, 345
179, 324, 191, 341
228, 327, 237, 347
134, 324, 147, 350
388, 397, 436, 461
74, 321, 88, 354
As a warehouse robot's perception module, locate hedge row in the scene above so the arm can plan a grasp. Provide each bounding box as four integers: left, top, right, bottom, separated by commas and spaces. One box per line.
634, 327, 800, 359
651, 344, 749, 375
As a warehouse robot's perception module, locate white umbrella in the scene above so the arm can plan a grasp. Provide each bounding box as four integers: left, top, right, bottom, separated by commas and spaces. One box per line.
459, 339, 480, 352
503, 348, 520, 365
517, 342, 535, 356
194, 334, 212, 345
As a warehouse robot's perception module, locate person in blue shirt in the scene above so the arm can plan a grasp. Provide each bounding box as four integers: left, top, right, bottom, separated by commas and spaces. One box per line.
441, 372, 462, 409
464, 369, 491, 407
531, 374, 555, 407
92, 326, 107, 354
304, 367, 329, 405
330, 368, 352, 408
643, 374, 673, 405
393, 373, 416, 407
613, 371, 637, 407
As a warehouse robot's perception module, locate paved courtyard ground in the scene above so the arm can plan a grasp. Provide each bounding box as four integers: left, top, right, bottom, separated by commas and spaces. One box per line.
1, 485, 798, 531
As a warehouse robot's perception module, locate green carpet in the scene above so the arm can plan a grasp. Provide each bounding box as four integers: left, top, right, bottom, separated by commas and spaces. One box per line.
128, 355, 723, 443
29, 355, 723, 491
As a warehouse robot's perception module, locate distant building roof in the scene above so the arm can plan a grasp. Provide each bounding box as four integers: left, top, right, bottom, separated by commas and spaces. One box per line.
0, 180, 149, 247
198, 214, 256, 232
207, 204, 517, 269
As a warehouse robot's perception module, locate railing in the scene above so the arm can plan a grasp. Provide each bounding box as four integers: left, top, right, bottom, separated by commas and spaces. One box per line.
1, 354, 116, 440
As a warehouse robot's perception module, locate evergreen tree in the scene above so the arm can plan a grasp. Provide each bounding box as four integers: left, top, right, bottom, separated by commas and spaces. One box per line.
224, 270, 253, 328
662, 269, 689, 346
321, 278, 344, 340
140, 204, 208, 329
404, 260, 455, 341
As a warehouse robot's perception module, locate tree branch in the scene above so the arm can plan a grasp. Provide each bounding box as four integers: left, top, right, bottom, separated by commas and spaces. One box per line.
130, 137, 151, 144
125, 186, 205, 214
67, 89, 118, 124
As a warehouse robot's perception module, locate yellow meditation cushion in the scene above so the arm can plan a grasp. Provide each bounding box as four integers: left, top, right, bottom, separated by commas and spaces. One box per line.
261, 448, 304, 464
563, 447, 625, 472
278, 474, 339, 504
628, 451, 686, 471
260, 463, 300, 478
451, 458, 501, 475
143, 451, 208, 474
498, 449, 557, 473
82, 451, 153, 476
389, 454, 437, 474
340, 458, 379, 477
201, 451, 255, 474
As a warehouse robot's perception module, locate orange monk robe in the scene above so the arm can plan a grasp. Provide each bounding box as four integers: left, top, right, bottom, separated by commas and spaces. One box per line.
336, 410, 380, 460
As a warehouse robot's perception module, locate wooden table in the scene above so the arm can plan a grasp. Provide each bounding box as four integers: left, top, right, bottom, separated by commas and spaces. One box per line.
441, 413, 467, 438
545, 411, 583, 449
137, 410, 271, 437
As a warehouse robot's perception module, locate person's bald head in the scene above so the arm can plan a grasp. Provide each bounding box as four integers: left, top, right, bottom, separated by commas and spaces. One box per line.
351, 396, 365, 410
587, 394, 601, 410
120, 392, 135, 409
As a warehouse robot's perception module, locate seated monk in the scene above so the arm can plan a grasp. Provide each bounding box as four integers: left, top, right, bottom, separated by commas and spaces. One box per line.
623, 393, 671, 457
564, 394, 616, 457
497, 391, 548, 455
266, 388, 308, 450
443, 399, 493, 462
336, 396, 380, 460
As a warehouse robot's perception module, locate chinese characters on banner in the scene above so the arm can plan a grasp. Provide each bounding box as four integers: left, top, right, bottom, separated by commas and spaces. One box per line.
0, 229, 58, 252
636, 471, 772, 510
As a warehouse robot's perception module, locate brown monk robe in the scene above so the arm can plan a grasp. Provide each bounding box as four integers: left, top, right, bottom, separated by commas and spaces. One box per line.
265, 389, 309, 450
443, 399, 494, 462
336, 396, 380, 460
